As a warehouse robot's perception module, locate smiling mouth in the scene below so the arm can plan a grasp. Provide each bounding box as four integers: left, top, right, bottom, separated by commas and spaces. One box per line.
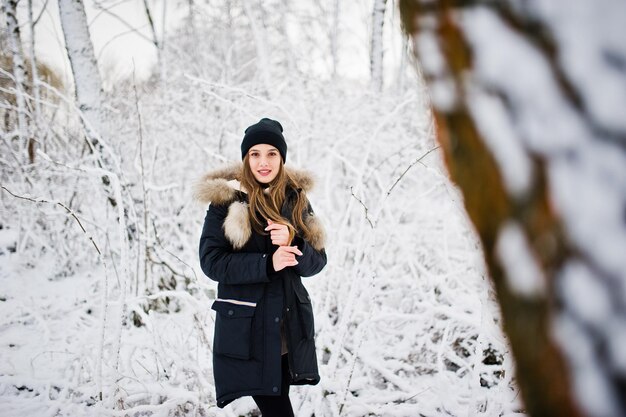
258, 169, 271, 176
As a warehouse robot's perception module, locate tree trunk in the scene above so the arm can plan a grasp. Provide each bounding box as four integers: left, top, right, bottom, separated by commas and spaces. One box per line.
241, 0, 272, 96
141, 0, 163, 78
395, 34, 408, 93
27, 0, 40, 163
399, 1, 626, 416
58, 0, 104, 144
330, 0, 340, 78
57, 1, 125, 208
186, 0, 196, 39
370, 0, 387, 92
2, 0, 29, 152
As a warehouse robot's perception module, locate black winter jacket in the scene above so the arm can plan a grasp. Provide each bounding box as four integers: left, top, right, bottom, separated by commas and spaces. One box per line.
195, 163, 327, 408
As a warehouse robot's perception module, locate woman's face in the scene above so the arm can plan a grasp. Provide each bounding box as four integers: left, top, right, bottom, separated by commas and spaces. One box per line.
248, 144, 281, 184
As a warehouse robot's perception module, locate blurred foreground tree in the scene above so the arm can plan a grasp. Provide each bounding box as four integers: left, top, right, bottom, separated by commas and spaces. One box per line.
399, 1, 626, 417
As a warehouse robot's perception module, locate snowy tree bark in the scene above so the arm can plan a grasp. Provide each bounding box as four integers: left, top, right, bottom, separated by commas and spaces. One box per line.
370, 0, 387, 92
186, 0, 196, 38
241, 1, 272, 96
27, 0, 41, 162
58, 0, 131, 254
2, 0, 29, 149
141, 0, 164, 77
400, 1, 626, 417
58, 0, 104, 143
330, 0, 340, 78
395, 35, 408, 92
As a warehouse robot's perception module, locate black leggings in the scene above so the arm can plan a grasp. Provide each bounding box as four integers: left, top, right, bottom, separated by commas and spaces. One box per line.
252, 354, 294, 417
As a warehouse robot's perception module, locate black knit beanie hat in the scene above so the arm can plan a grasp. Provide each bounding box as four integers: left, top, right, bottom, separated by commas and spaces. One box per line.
241, 118, 287, 162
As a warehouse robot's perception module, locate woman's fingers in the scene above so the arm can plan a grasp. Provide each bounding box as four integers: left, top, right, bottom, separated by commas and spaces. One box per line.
265, 221, 290, 246
271, 235, 289, 246
264, 222, 287, 232
281, 246, 303, 256
272, 245, 302, 271
277, 251, 297, 263
273, 257, 296, 271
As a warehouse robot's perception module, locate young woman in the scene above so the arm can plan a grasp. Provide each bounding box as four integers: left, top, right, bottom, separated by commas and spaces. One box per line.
195, 118, 327, 416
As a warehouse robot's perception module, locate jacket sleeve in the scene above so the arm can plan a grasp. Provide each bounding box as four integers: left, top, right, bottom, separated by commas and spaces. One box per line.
292, 236, 327, 277
199, 203, 271, 285
291, 201, 327, 277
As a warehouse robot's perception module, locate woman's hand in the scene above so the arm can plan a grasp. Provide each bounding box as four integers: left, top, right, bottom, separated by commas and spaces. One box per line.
272, 246, 303, 271
265, 219, 291, 246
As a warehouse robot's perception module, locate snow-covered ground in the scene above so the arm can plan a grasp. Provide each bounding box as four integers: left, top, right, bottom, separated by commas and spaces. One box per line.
1, 4, 525, 415
0, 74, 524, 416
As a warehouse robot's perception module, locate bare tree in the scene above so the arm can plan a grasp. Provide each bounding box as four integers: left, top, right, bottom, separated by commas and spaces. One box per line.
400, 1, 626, 417
24, 0, 45, 163
330, 0, 340, 78
58, 0, 104, 144
141, 0, 165, 77
186, 0, 196, 38
2, 0, 28, 152
241, 1, 272, 96
370, 0, 387, 91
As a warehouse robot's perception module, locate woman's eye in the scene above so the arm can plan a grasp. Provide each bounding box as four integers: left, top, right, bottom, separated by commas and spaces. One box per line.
268, 152, 277, 157
250, 152, 259, 157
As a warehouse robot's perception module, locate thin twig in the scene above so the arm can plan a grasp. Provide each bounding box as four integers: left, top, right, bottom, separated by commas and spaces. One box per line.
32, 0, 50, 26
386, 145, 440, 196
132, 62, 149, 295
150, 217, 197, 282
392, 387, 431, 404
89, 0, 153, 44
146, 250, 188, 280
1, 185, 101, 255
349, 186, 375, 229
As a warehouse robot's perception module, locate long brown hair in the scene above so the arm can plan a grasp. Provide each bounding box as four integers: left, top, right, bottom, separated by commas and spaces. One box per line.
241, 154, 313, 244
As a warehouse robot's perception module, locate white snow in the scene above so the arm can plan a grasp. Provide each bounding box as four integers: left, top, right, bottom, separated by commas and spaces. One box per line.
414, 31, 446, 76
548, 143, 626, 288
496, 222, 546, 298
557, 261, 612, 328
607, 319, 626, 373
459, 6, 588, 153
0, 72, 521, 415
530, 0, 626, 132
552, 312, 618, 417
413, 30, 458, 111
466, 88, 533, 196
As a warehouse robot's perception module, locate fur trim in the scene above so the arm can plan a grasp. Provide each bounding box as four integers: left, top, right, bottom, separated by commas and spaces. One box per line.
193, 162, 242, 205
195, 162, 325, 250
194, 162, 315, 205
304, 212, 326, 251
223, 201, 252, 249
289, 167, 315, 192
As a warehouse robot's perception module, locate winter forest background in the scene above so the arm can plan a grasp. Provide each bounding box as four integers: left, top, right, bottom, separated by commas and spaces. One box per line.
1, 1, 625, 417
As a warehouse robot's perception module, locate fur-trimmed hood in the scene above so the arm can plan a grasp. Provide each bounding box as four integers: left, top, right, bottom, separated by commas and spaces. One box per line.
193, 162, 315, 206
194, 162, 325, 251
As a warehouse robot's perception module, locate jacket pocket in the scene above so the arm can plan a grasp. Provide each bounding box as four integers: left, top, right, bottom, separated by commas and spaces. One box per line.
211, 299, 257, 360
294, 285, 315, 340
